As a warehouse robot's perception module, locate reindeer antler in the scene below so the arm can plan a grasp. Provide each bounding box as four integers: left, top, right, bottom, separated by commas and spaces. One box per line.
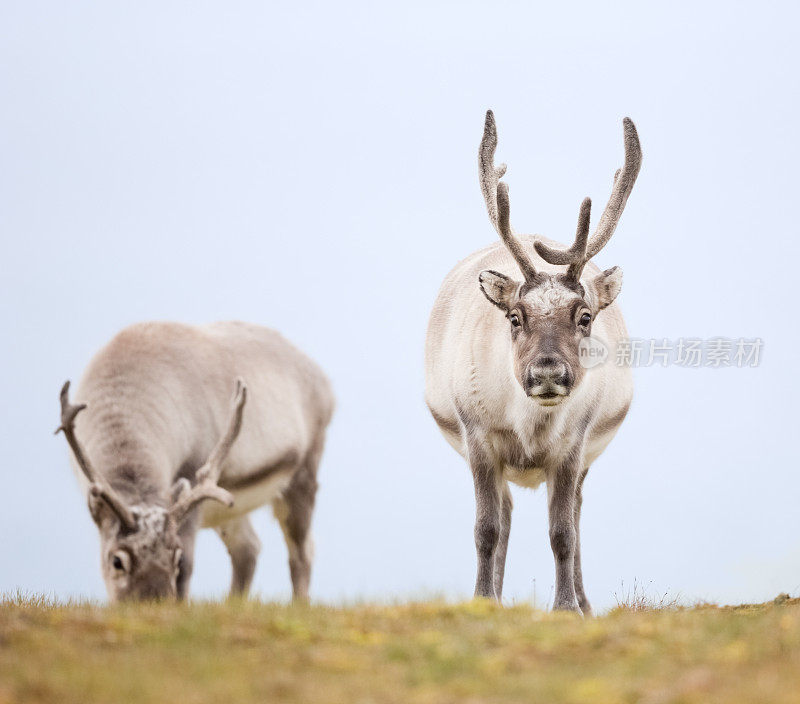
479, 110, 538, 282
56, 381, 137, 530
169, 379, 246, 524
563, 197, 592, 281
534, 117, 642, 281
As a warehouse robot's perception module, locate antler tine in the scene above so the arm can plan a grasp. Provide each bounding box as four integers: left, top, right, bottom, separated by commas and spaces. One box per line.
197, 378, 247, 485
478, 110, 507, 230
534, 118, 641, 281
55, 381, 93, 482
534, 197, 593, 273
496, 183, 538, 281
170, 379, 247, 524
585, 117, 641, 260
56, 381, 137, 530
566, 198, 592, 281
479, 110, 538, 281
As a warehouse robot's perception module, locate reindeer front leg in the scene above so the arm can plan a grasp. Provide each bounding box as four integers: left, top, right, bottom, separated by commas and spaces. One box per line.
573, 467, 593, 617
493, 483, 513, 601
546, 453, 581, 613
216, 515, 261, 597
467, 433, 502, 600
176, 522, 198, 600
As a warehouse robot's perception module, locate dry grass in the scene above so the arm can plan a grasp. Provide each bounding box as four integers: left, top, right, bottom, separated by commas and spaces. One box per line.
611, 579, 683, 612
1, 592, 800, 703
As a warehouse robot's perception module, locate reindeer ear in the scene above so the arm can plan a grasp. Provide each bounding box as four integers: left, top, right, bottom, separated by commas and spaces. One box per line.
588, 266, 623, 311
479, 270, 518, 311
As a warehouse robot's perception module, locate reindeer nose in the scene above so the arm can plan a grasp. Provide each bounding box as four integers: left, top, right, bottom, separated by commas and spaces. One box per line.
527, 355, 573, 396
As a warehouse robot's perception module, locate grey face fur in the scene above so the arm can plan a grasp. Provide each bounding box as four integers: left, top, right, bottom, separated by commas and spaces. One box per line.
479, 265, 624, 405
93, 501, 182, 601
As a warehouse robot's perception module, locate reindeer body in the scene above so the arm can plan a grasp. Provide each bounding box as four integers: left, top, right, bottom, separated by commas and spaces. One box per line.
426, 236, 632, 487
65, 321, 333, 601
425, 111, 641, 614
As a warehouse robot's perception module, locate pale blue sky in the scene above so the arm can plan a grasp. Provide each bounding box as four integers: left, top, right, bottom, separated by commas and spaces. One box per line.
2, 1, 798, 608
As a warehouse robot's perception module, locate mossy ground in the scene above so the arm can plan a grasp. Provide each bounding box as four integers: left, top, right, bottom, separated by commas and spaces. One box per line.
1, 593, 799, 703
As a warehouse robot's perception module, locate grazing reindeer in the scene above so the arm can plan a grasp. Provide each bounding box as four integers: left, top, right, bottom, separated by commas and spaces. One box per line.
57, 321, 333, 602
425, 111, 641, 614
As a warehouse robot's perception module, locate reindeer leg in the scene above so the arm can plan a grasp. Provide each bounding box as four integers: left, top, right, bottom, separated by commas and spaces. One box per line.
493, 482, 513, 601
176, 517, 199, 600
573, 467, 593, 617
546, 455, 581, 613
468, 433, 502, 600
273, 442, 321, 603
216, 515, 261, 597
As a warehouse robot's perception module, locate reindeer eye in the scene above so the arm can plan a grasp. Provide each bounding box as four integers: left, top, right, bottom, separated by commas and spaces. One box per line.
509, 313, 521, 328
111, 550, 130, 573
579, 312, 592, 327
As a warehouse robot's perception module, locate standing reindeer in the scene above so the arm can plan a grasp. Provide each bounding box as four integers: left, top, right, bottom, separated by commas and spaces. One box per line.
425, 111, 641, 614
57, 321, 333, 602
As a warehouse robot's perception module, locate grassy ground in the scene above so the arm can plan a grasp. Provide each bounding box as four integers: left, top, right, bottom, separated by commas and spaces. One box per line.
1, 593, 799, 704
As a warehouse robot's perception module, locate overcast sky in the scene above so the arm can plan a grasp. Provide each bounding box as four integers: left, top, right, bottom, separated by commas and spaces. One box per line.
2, 1, 799, 609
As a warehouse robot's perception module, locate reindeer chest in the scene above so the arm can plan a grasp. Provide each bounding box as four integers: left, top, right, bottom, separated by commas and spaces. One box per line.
488, 429, 550, 490
488, 412, 577, 490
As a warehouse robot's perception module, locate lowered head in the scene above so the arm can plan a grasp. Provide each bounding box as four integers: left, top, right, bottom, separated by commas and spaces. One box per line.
56, 378, 247, 601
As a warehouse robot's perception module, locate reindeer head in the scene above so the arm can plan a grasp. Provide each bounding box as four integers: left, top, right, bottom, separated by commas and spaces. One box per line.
477, 111, 641, 406
56, 379, 247, 601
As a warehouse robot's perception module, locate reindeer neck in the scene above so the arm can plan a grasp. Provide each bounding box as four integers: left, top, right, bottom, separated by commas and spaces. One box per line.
103, 462, 169, 508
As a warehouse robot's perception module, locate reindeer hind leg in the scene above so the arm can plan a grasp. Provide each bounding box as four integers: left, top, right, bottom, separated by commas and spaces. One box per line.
273, 439, 322, 602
